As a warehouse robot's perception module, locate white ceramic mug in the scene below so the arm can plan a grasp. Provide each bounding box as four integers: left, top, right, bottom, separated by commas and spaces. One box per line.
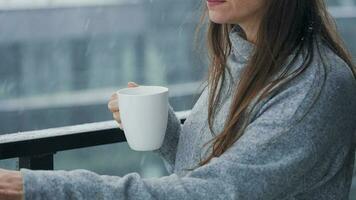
116, 85, 169, 151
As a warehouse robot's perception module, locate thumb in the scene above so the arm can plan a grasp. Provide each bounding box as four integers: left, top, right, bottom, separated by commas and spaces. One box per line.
128, 82, 139, 87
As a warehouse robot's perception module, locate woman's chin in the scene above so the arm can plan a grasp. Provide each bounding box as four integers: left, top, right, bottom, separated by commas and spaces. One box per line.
208, 12, 230, 24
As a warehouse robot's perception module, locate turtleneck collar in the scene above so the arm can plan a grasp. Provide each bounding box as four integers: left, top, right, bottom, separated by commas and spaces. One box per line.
229, 25, 255, 63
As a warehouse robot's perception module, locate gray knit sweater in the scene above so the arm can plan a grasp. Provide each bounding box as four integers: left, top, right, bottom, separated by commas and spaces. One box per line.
20, 27, 356, 199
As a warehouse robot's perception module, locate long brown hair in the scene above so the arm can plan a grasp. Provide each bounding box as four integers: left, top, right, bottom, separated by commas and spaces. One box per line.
190, 0, 356, 169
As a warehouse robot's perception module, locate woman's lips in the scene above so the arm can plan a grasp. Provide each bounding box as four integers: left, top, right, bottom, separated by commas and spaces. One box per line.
207, 0, 226, 7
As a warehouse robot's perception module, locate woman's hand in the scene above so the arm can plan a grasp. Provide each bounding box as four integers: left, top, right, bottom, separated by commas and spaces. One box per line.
108, 82, 139, 129
0, 169, 24, 200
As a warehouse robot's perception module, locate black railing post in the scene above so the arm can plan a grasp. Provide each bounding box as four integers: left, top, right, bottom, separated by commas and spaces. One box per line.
18, 153, 54, 170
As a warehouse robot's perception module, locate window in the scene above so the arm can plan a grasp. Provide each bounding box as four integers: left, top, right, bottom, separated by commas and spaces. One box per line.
0, 0, 205, 178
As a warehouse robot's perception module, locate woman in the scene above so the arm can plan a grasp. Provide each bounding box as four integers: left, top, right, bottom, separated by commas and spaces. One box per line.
1, 0, 356, 199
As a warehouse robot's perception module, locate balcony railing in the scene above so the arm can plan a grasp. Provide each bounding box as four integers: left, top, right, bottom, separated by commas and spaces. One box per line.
0, 110, 190, 170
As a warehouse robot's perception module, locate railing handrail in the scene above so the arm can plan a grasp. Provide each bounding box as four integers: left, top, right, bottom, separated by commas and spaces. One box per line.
0, 110, 190, 161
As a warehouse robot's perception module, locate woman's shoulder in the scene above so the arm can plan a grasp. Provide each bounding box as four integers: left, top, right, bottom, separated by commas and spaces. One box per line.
284, 39, 356, 100
252, 41, 356, 126
249, 40, 356, 147
310, 40, 356, 99
285, 40, 356, 124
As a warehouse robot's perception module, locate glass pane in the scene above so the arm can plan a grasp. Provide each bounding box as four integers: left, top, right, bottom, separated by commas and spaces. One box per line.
55, 143, 168, 177
0, 0, 205, 174
334, 17, 356, 58
0, 0, 204, 134
327, 0, 356, 6
0, 158, 18, 170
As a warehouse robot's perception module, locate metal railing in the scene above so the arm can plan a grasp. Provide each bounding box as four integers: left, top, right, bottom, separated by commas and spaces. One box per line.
0, 110, 189, 170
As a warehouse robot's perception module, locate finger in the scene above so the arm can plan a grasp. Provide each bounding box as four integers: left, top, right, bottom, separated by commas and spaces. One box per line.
128, 82, 139, 87
113, 114, 121, 124
112, 112, 121, 123
110, 93, 118, 100
107, 100, 119, 112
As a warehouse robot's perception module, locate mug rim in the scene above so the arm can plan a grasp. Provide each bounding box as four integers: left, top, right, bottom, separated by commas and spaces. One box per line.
116, 85, 168, 97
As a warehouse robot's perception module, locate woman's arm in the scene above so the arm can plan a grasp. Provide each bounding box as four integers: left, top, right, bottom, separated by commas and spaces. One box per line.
19, 110, 320, 200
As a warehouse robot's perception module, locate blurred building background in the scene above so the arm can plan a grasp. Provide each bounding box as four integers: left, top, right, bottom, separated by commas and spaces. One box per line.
0, 0, 355, 198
